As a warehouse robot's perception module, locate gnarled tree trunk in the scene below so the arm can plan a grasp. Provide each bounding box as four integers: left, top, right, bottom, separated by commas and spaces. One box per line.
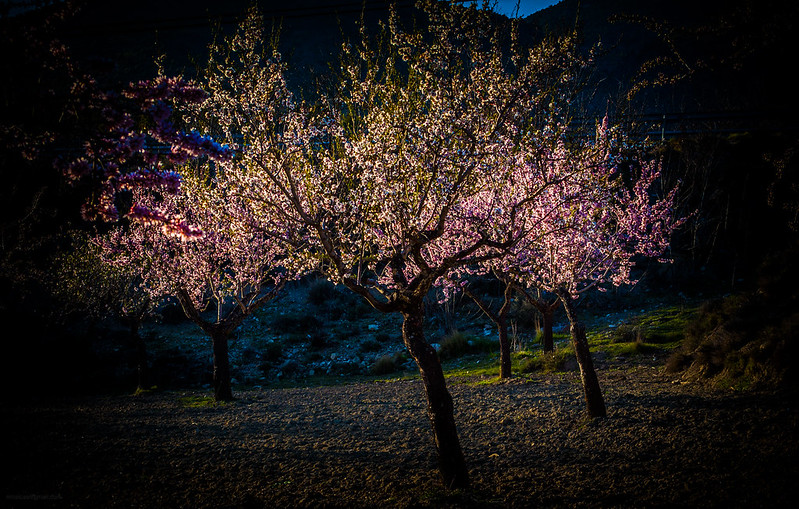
557, 289, 606, 418
401, 304, 470, 490
176, 288, 240, 402
210, 330, 234, 402
497, 314, 511, 379
496, 279, 514, 378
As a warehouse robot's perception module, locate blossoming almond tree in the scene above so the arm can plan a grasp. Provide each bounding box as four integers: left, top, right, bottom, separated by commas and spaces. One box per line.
451, 114, 681, 394
506, 118, 682, 417
191, 2, 604, 489
54, 36, 286, 401
99, 168, 291, 401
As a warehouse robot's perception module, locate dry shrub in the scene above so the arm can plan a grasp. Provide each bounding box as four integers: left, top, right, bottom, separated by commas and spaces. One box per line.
666, 291, 798, 388
370, 352, 408, 375
437, 331, 496, 360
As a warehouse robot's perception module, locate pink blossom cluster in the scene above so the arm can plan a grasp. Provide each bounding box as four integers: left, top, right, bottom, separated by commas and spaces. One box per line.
99, 171, 288, 314
63, 74, 233, 232
127, 203, 203, 241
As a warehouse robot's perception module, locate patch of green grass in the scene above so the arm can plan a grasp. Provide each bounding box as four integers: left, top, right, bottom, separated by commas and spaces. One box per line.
132, 386, 159, 396
594, 341, 656, 358
443, 352, 501, 379
635, 306, 697, 344
590, 305, 696, 352
178, 395, 228, 408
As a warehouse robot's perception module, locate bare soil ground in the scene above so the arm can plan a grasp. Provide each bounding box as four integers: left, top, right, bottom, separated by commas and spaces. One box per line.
4, 360, 797, 508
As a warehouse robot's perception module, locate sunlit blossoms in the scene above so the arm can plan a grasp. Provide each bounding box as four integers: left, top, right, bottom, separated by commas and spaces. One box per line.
507, 121, 682, 298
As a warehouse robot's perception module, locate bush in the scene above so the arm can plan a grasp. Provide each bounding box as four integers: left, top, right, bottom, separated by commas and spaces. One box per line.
306, 278, 338, 306
610, 324, 643, 344
666, 291, 798, 388
438, 331, 471, 360
278, 359, 302, 377
323, 301, 347, 321
375, 332, 392, 343
238, 347, 260, 364
665, 350, 692, 373
271, 312, 323, 334
371, 355, 397, 375
308, 330, 329, 349
342, 298, 373, 322
370, 352, 409, 375
329, 360, 362, 375
437, 331, 496, 360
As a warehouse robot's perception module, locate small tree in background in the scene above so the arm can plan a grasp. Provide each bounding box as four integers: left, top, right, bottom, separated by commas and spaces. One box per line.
450, 116, 680, 393
98, 167, 293, 401
457, 271, 516, 378
508, 118, 682, 417
47, 19, 276, 401
515, 286, 560, 353
50, 231, 156, 392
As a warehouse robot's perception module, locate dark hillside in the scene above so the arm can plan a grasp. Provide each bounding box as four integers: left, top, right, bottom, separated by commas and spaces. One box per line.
58, 0, 416, 91
524, 0, 799, 125
48, 0, 799, 124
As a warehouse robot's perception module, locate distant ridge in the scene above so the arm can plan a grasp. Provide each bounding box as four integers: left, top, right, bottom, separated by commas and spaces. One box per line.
54, 0, 799, 128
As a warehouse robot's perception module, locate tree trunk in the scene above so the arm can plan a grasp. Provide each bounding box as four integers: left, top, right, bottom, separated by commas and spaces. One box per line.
211, 331, 234, 402
464, 277, 513, 379
497, 315, 511, 379
402, 306, 470, 490
497, 279, 514, 379
557, 291, 606, 418
516, 287, 558, 354
541, 306, 554, 354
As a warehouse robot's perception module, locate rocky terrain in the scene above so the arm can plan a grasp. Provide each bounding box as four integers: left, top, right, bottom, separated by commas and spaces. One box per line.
4, 357, 797, 508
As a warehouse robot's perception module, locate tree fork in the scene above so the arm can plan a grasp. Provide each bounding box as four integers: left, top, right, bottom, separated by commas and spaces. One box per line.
517, 287, 559, 354
541, 305, 555, 353
461, 277, 513, 379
